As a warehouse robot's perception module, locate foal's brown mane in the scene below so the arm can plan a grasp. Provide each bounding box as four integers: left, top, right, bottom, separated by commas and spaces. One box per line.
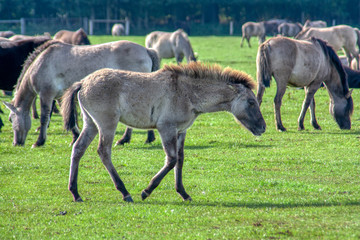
162, 62, 255, 89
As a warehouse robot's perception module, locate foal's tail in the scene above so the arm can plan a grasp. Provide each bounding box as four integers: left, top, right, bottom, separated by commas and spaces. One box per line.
61, 82, 82, 131
147, 48, 160, 72
256, 41, 272, 105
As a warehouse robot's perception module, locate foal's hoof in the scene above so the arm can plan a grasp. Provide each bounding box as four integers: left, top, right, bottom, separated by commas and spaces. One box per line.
123, 195, 134, 203
141, 190, 150, 200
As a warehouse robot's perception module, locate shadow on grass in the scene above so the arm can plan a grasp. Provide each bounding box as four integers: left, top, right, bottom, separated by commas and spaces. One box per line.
137, 199, 360, 209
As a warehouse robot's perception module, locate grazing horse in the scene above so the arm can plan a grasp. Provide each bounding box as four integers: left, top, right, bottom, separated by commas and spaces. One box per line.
278, 22, 303, 37
145, 29, 196, 63
112, 24, 125, 36
3, 40, 159, 147
61, 62, 266, 202
303, 20, 327, 28
256, 37, 353, 131
54, 28, 90, 45
263, 19, 287, 36
295, 25, 360, 69
0, 36, 52, 129
240, 21, 265, 48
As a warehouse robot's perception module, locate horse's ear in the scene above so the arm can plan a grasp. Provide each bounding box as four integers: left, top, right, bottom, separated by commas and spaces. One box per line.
3, 101, 17, 113
346, 89, 353, 99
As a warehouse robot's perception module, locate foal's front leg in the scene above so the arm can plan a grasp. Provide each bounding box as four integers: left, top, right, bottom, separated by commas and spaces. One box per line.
174, 132, 191, 201
141, 128, 178, 200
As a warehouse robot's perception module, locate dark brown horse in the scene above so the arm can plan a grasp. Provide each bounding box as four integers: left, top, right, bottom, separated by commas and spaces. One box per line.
54, 28, 90, 45
343, 65, 360, 88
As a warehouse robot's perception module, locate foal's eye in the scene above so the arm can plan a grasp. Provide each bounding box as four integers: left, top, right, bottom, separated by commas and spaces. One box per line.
248, 99, 256, 106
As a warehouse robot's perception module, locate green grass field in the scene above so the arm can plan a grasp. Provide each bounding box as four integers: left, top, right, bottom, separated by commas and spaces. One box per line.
1, 36, 360, 239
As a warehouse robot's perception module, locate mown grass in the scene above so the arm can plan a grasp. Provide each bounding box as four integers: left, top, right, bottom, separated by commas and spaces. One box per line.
1, 35, 360, 239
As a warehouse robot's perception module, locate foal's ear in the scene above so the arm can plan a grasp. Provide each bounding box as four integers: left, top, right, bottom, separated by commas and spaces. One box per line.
345, 89, 353, 99
3, 101, 17, 113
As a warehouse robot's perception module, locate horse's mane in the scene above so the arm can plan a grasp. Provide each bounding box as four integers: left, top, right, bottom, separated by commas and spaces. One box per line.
312, 37, 354, 115
15, 40, 62, 91
162, 62, 255, 90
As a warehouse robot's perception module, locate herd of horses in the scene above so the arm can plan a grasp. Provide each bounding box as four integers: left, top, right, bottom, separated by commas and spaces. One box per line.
1, 18, 360, 202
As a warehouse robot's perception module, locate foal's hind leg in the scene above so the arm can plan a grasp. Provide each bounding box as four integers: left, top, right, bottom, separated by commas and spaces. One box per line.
69, 115, 98, 202
97, 118, 133, 202
309, 97, 321, 130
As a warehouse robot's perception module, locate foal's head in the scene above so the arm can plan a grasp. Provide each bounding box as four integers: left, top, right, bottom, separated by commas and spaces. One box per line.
221, 67, 266, 136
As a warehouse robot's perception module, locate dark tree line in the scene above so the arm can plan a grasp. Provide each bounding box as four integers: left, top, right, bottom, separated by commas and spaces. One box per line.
0, 0, 359, 35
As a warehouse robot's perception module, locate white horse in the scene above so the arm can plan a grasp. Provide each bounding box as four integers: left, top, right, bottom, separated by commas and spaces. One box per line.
145, 29, 196, 63
112, 24, 125, 36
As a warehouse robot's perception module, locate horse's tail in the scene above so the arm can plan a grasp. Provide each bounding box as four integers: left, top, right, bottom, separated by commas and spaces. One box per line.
61, 82, 82, 131
314, 37, 354, 115
147, 48, 160, 72
15, 40, 61, 91
256, 41, 272, 105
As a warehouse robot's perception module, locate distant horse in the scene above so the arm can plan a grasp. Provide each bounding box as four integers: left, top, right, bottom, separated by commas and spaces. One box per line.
278, 22, 303, 37
9, 33, 51, 41
61, 62, 266, 202
3, 40, 159, 147
54, 28, 90, 45
0, 36, 51, 130
240, 22, 265, 48
112, 23, 125, 36
145, 29, 196, 63
303, 20, 327, 28
0, 31, 15, 38
256, 37, 353, 131
295, 25, 360, 69
263, 19, 287, 36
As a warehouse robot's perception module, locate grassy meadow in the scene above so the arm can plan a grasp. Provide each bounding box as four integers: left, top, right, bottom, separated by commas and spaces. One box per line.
1, 35, 360, 239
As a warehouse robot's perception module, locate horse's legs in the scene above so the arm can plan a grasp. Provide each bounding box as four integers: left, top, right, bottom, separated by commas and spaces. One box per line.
32, 97, 39, 119
174, 132, 191, 201
247, 36, 251, 48
298, 86, 318, 131
273, 83, 287, 131
33, 96, 54, 147
68, 114, 98, 202
240, 36, 245, 47
97, 118, 133, 202
116, 128, 156, 145
142, 127, 178, 200
115, 127, 133, 145
309, 97, 321, 130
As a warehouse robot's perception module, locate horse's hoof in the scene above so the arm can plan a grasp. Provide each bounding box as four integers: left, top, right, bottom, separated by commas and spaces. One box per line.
75, 197, 83, 202
141, 190, 150, 200
183, 196, 192, 202
123, 195, 134, 203
115, 138, 129, 146
145, 138, 155, 144
297, 127, 305, 131
277, 127, 287, 132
